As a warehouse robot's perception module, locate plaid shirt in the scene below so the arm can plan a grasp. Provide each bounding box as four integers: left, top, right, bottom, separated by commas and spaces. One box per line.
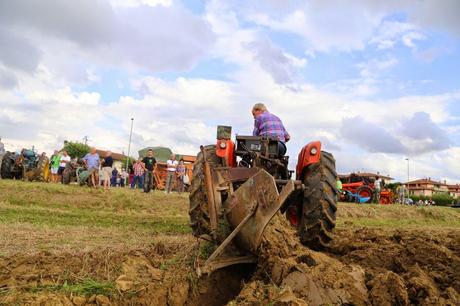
133, 162, 145, 176
253, 111, 290, 142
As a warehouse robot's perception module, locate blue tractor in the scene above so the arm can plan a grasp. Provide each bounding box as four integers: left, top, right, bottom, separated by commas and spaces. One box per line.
0, 149, 49, 181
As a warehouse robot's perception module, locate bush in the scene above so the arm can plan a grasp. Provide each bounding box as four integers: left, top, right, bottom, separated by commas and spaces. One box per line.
410, 193, 455, 206
63, 141, 90, 159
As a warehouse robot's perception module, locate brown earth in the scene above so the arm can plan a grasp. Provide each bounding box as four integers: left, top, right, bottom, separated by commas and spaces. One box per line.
2, 215, 459, 305
230, 216, 460, 306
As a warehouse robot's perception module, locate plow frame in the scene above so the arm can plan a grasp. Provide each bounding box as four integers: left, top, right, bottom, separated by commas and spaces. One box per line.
196, 146, 301, 275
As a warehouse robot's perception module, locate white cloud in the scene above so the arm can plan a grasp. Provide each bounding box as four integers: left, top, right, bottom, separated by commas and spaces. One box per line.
0, 0, 459, 185
0, 0, 214, 84
110, 0, 173, 8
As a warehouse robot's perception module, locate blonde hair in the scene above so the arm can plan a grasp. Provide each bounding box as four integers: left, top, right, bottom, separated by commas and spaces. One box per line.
252, 103, 267, 112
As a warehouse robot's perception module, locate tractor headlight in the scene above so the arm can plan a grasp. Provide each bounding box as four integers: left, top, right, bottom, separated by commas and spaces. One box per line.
310, 147, 317, 155
219, 141, 227, 149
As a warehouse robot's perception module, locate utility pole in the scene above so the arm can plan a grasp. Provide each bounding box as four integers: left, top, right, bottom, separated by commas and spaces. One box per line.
83, 136, 89, 145
125, 118, 134, 171
403, 158, 410, 204
406, 158, 410, 182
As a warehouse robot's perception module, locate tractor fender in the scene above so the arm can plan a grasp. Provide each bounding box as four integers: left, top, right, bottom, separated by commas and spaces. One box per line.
295, 141, 321, 180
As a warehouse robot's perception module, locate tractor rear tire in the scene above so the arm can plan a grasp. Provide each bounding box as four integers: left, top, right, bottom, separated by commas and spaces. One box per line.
37, 156, 49, 182
299, 151, 338, 250
356, 186, 373, 203
189, 145, 223, 238
1, 152, 14, 179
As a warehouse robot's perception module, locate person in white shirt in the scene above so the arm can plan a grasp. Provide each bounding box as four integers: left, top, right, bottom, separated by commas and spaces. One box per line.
373, 177, 381, 204
165, 154, 178, 194
57, 150, 71, 183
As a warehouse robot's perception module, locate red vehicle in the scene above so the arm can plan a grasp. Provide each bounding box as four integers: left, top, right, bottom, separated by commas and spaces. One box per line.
339, 173, 393, 204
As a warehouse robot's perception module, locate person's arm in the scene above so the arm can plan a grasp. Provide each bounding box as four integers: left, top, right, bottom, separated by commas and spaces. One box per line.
285, 132, 291, 142
283, 124, 291, 142
253, 117, 260, 136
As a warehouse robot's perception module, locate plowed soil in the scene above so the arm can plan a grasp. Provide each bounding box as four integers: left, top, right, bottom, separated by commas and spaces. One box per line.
0, 181, 459, 305
230, 216, 460, 306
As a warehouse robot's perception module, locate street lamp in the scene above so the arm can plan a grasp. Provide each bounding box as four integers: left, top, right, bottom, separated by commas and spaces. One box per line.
125, 118, 134, 171
405, 158, 410, 182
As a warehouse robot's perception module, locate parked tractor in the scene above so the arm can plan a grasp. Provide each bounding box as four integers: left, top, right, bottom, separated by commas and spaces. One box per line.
189, 126, 338, 275
0, 149, 49, 182
62, 159, 91, 186
339, 173, 393, 204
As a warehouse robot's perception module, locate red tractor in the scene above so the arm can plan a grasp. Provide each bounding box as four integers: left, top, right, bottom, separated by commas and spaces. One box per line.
189, 126, 338, 275
339, 173, 393, 204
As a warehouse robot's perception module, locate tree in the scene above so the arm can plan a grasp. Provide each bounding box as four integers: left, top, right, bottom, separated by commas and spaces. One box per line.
121, 156, 136, 171
63, 141, 90, 158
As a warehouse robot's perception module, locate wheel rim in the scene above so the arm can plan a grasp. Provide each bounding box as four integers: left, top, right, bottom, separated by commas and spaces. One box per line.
358, 189, 371, 198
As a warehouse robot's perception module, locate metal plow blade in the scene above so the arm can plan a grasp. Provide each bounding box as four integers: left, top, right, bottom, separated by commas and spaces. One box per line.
197, 169, 294, 275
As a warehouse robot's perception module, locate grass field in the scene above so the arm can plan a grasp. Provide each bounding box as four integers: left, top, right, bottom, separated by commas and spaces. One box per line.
0, 180, 191, 256
0, 179, 459, 256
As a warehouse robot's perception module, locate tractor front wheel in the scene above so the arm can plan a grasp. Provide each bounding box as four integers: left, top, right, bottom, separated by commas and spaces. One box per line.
189, 145, 223, 238
299, 151, 338, 250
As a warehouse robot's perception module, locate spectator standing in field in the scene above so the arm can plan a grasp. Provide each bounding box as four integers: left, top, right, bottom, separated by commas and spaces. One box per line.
111, 168, 118, 187
336, 177, 342, 193
165, 154, 178, 194
83, 147, 100, 188
142, 149, 157, 193
373, 176, 381, 204
176, 159, 186, 194
0, 138, 4, 174
101, 151, 113, 191
128, 164, 134, 187
0, 137, 4, 155
57, 150, 70, 183
50, 150, 61, 183
121, 168, 128, 187
131, 159, 144, 189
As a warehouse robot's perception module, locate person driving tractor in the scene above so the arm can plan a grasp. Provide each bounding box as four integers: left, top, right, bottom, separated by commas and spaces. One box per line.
252, 103, 290, 155
252, 103, 290, 142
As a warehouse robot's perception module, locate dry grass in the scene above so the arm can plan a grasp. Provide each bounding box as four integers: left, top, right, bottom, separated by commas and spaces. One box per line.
0, 180, 192, 256
0, 180, 458, 256
337, 202, 460, 229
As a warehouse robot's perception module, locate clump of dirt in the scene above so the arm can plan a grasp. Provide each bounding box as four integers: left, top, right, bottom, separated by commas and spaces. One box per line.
0, 239, 253, 306
229, 216, 460, 306
329, 228, 460, 305
230, 216, 370, 305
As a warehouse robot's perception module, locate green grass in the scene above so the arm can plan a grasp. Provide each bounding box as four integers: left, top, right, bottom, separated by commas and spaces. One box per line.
0, 202, 189, 233
27, 279, 115, 296
0, 180, 190, 233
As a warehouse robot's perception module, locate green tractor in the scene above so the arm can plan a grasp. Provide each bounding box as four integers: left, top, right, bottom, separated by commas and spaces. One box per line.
1, 149, 49, 182
62, 158, 91, 186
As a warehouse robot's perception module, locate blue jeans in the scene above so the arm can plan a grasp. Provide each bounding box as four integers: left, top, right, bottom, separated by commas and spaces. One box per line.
131, 175, 144, 189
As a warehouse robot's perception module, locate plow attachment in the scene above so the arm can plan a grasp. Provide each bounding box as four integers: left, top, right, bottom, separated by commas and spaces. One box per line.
197, 169, 295, 275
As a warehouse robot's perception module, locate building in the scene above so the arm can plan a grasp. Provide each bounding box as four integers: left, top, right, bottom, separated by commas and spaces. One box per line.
447, 184, 460, 199
404, 178, 450, 197
95, 149, 127, 171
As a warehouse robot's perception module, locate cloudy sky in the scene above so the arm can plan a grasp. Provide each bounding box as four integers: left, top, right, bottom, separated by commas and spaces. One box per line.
1, 0, 459, 183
